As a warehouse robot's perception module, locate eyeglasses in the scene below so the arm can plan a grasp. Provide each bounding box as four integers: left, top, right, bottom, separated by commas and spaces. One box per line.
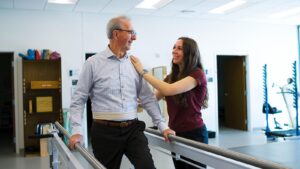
115, 29, 137, 36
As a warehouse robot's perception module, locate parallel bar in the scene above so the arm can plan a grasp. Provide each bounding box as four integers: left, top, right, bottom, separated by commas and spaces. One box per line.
54, 121, 106, 169
51, 132, 84, 169
146, 132, 256, 169
145, 128, 289, 169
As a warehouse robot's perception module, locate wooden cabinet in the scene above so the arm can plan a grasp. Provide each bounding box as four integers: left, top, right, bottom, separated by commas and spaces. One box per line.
22, 59, 62, 156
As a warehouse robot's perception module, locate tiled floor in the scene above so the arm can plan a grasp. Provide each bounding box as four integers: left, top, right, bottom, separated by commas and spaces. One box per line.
0, 127, 271, 169
210, 127, 267, 148
0, 129, 50, 169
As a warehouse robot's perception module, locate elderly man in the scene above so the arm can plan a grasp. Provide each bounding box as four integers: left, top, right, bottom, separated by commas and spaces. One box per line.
68, 15, 175, 169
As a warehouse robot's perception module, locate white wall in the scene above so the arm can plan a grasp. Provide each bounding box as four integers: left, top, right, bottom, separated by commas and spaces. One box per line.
0, 9, 298, 151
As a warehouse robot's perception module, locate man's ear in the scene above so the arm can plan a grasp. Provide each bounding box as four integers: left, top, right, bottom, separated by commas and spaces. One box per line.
112, 30, 119, 39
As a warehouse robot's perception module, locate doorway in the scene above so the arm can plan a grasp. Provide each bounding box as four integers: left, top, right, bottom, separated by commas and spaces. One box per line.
0, 52, 15, 152
217, 55, 247, 131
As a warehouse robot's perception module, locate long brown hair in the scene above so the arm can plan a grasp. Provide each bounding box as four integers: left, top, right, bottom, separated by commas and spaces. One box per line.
165, 37, 207, 106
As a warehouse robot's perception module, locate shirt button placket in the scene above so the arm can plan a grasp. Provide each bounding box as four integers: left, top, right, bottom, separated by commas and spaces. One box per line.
120, 62, 125, 109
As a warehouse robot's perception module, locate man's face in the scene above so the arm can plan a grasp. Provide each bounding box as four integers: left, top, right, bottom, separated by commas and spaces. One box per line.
115, 20, 137, 51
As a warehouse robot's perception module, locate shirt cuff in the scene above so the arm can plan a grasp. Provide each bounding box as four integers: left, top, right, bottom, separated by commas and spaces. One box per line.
157, 121, 169, 133
71, 126, 82, 136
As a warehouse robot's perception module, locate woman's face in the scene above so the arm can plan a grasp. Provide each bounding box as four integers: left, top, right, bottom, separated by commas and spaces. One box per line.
172, 39, 184, 65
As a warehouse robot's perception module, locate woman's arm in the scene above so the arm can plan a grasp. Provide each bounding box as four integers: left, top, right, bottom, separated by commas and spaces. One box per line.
144, 73, 197, 96
131, 56, 198, 96
155, 90, 164, 101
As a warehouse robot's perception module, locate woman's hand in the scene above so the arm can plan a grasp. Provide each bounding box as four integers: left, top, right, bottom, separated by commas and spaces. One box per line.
162, 128, 176, 142
130, 55, 144, 75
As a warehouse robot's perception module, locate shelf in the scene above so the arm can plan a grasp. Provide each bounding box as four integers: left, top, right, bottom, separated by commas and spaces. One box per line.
22, 59, 62, 157
28, 134, 53, 139
31, 81, 60, 89
27, 112, 61, 115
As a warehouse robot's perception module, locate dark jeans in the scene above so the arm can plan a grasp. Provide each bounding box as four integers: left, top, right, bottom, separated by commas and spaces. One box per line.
172, 125, 208, 169
91, 120, 155, 169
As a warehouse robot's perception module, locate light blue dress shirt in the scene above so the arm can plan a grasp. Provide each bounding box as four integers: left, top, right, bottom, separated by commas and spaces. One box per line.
70, 47, 167, 135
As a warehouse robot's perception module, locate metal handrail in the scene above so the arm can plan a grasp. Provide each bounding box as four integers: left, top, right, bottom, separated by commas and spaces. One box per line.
50, 131, 84, 169
54, 121, 106, 169
145, 128, 289, 169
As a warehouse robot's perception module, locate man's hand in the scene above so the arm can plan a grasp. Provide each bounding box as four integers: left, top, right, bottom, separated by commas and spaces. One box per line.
162, 128, 176, 142
68, 134, 83, 150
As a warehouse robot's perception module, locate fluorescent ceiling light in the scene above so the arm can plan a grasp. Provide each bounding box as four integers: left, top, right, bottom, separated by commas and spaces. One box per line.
135, 0, 173, 9
209, 0, 247, 14
270, 6, 300, 19
48, 0, 77, 4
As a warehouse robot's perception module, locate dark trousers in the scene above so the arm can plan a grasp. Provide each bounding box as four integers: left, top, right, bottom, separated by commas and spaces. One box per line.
172, 125, 208, 169
91, 120, 155, 169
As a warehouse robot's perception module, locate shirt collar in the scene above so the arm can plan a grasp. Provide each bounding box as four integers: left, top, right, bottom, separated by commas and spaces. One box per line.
105, 45, 129, 60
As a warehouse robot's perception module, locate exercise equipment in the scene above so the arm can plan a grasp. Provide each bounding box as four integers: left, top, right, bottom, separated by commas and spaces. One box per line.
50, 121, 290, 169
145, 127, 288, 169
272, 78, 295, 128
262, 103, 282, 129
262, 64, 271, 134
292, 61, 299, 135
262, 61, 300, 139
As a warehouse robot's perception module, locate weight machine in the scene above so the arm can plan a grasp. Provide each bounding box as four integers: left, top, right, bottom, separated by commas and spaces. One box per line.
262, 61, 299, 139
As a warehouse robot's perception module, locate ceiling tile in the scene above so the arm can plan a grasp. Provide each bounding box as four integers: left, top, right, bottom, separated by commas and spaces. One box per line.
0, 0, 299, 25
220, 0, 300, 23
128, 8, 156, 16
100, 0, 141, 14
45, 3, 76, 12
14, 0, 47, 10
0, 0, 13, 9
152, 0, 205, 17
74, 0, 111, 13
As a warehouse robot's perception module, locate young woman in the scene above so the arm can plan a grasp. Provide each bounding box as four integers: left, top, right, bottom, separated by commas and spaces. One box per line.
130, 37, 208, 169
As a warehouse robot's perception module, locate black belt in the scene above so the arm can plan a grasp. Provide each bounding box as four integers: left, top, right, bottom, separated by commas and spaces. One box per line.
93, 118, 138, 128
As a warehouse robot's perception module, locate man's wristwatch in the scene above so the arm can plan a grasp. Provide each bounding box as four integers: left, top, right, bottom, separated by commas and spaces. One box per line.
141, 69, 149, 77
